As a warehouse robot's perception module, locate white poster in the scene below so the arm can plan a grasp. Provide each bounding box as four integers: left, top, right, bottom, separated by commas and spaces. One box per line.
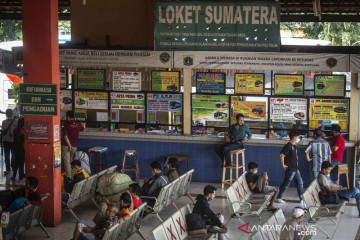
270, 98, 307, 120
174, 51, 349, 72
96, 112, 109, 122
59, 49, 172, 68
60, 90, 72, 111
113, 71, 141, 91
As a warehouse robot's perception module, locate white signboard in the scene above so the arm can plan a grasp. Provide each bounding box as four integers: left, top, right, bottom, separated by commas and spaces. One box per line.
60, 90, 72, 111
113, 71, 141, 91
174, 51, 349, 72
59, 49, 172, 68
270, 98, 307, 120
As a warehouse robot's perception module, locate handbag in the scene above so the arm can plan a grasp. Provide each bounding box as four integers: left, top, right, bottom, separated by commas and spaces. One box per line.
319, 191, 339, 205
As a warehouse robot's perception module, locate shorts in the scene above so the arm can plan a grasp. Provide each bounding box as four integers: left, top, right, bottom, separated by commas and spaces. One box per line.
257, 176, 276, 193
78, 220, 95, 240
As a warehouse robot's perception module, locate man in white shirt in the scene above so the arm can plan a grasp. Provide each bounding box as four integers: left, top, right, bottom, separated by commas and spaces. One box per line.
2, 109, 18, 175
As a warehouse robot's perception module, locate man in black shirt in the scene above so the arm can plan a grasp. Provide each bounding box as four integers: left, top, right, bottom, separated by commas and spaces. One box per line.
277, 132, 304, 203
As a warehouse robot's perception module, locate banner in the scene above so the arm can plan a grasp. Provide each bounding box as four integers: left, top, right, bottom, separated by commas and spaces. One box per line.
113, 71, 141, 91
60, 68, 67, 88
314, 75, 345, 97
151, 71, 180, 92
75, 109, 87, 121
147, 93, 182, 123
192, 94, 229, 126
309, 98, 349, 121
270, 98, 307, 120
59, 49, 173, 68
235, 73, 264, 94
60, 90, 72, 111
110, 92, 145, 110
155, 2, 280, 52
274, 74, 304, 96
231, 97, 266, 121
174, 51, 349, 72
74, 91, 108, 110
196, 72, 225, 94
77, 69, 105, 89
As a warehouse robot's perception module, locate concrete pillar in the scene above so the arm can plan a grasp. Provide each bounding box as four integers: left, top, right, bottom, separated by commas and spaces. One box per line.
183, 69, 192, 135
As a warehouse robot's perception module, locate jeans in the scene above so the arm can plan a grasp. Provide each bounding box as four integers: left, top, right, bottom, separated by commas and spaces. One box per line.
278, 170, 304, 199
13, 144, 25, 179
3, 141, 15, 172
337, 188, 360, 215
332, 160, 341, 168
215, 143, 243, 165
310, 171, 319, 182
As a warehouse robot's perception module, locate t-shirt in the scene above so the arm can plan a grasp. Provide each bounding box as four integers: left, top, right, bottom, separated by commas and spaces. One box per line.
280, 142, 298, 171
27, 189, 42, 206
331, 134, 345, 162
317, 173, 341, 192
305, 138, 332, 172
62, 120, 84, 147
229, 124, 252, 143
117, 207, 133, 218
245, 172, 260, 193
280, 218, 301, 240
2, 118, 18, 142
132, 198, 143, 209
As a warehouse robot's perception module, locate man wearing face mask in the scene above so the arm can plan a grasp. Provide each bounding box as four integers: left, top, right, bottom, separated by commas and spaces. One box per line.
2, 109, 18, 175
277, 132, 304, 204
318, 161, 360, 217
280, 207, 306, 240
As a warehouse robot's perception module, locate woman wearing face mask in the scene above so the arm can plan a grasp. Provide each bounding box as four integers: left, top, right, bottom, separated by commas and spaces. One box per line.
277, 131, 304, 205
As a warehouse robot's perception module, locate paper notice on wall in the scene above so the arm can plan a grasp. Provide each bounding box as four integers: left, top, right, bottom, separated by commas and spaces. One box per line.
96, 112, 109, 122
113, 71, 141, 91
270, 98, 307, 120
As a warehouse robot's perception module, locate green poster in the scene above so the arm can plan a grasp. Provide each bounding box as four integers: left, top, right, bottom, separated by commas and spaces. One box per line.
192, 95, 229, 125
155, 1, 280, 52
77, 69, 105, 89
314, 75, 345, 97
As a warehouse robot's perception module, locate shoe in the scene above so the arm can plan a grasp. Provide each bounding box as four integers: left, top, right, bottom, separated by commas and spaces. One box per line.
212, 226, 228, 234
275, 199, 286, 204
300, 200, 304, 207
4, 171, 10, 175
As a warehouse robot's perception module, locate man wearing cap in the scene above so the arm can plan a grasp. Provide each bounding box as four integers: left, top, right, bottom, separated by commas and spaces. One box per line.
280, 207, 306, 240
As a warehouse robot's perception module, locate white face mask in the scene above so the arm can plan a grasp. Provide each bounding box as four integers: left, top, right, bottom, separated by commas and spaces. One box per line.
326, 173, 330, 177
152, 170, 156, 176
253, 170, 258, 174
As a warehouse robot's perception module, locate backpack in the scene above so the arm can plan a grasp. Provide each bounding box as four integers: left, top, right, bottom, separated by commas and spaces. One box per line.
73, 151, 91, 175
63, 174, 75, 194
319, 191, 339, 205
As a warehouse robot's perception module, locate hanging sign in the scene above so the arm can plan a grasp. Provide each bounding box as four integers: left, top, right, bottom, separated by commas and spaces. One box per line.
155, 1, 280, 51
110, 92, 145, 110
196, 72, 225, 94
314, 75, 346, 97
112, 71, 141, 91
151, 71, 180, 92
235, 73, 264, 94
270, 98, 307, 120
274, 74, 304, 96
74, 91, 108, 110
77, 69, 105, 90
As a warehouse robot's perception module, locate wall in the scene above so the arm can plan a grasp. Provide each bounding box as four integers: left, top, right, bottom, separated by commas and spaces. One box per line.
71, 0, 156, 49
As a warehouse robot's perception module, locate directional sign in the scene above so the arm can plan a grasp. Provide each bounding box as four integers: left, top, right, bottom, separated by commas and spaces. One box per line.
20, 83, 58, 116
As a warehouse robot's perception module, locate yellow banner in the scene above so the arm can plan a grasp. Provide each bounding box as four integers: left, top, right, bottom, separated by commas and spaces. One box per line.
309, 98, 349, 121
231, 97, 266, 120
235, 74, 264, 94
152, 71, 180, 92
274, 74, 304, 95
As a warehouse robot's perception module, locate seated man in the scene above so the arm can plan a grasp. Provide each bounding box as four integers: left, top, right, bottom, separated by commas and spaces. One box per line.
129, 183, 143, 209
245, 162, 280, 212
280, 206, 306, 240
166, 158, 179, 183
93, 192, 133, 225
140, 161, 169, 207
318, 161, 360, 217
192, 185, 227, 233
25, 176, 42, 206
73, 204, 118, 240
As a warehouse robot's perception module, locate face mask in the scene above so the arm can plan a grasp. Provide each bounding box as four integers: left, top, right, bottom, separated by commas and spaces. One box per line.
253, 170, 258, 174
326, 173, 330, 177
152, 170, 156, 176
208, 197, 213, 202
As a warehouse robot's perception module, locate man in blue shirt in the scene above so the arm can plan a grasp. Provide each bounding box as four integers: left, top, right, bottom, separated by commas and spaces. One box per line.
216, 114, 252, 167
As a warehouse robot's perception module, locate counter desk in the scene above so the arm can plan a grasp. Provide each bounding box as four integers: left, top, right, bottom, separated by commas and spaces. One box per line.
78, 132, 356, 188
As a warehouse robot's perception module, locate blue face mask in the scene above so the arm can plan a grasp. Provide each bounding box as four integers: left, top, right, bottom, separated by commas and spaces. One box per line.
208, 197, 213, 202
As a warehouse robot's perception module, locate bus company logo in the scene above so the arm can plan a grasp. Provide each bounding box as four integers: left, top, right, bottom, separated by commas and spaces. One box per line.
326, 57, 337, 68
183, 55, 194, 66
160, 52, 171, 64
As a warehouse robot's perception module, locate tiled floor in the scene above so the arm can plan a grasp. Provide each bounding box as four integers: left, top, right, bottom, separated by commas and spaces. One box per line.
1, 157, 360, 240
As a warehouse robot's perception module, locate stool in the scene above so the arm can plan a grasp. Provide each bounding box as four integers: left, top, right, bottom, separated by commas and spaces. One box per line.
332, 163, 350, 188
89, 147, 109, 173
221, 149, 246, 189
122, 150, 139, 182
163, 154, 190, 173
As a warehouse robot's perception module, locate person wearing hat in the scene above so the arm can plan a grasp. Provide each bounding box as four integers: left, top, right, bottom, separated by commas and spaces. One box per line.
280, 207, 306, 240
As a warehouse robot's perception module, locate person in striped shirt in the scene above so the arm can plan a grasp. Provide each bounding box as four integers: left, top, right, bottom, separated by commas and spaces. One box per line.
305, 129, 332, 181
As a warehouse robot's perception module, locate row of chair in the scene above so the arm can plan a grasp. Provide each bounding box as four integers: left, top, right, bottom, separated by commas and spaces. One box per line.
249, 209, 286, 240
142, 169, 195, 223
62, 165, 117, 220
2, 196, 49, 240
102, 202, 148, 240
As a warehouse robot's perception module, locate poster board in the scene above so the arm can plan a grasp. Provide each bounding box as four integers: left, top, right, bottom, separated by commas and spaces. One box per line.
112, 71, 141, 91
151, 71, 180, 92
274, 74, 304, 96
74, 91, 108, 110
75, 109, 87, 121
60, 68, 67, 89
192, 94, 229, 126
60, 90, 73, 120
314, 75, 346, 97
27, 122, 49, 140
235, 73, 264, 95
77, 69, 105, 90
270, 98, 307, 120
231, 96, 266, 123
146, 93, 182, 124
309, 98, 349, 123
110, 92, 145, 111
196, 72, 225, 94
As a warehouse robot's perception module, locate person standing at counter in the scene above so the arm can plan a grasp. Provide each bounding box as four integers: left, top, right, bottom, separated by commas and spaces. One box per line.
277, 132, 304, 204
216, 114, 252, 167
327, 124, 345, 168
